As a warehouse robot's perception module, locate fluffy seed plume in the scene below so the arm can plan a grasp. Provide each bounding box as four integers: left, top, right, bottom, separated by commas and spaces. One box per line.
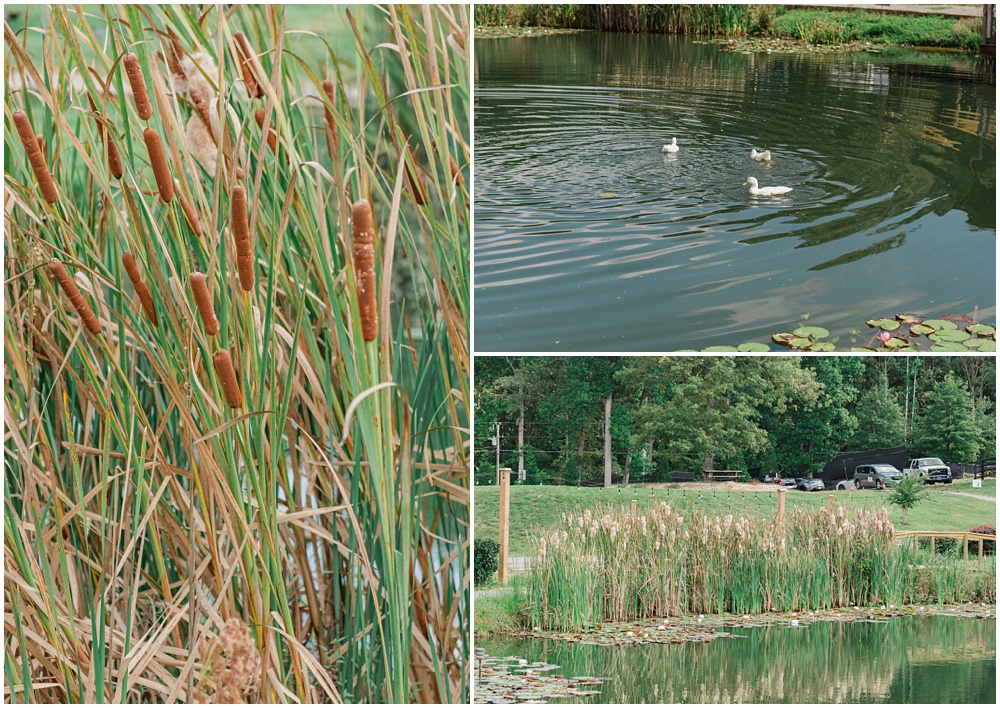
231, 186, 254, 291
212, 350, 242, 408
352, 199, 378, 342
143, 129, 174, 203
178, 191, 203, 238
321, 80, 339, 157
48, 259, 101, 334
87, 96, 123, 179
189, 272, 219, 335
121, 252, 158, 326
123, 53, 153, 120
403, 144, 427, 206
233, 32, 263, 98
12, 110, 58, 202
254, 109, 277, 153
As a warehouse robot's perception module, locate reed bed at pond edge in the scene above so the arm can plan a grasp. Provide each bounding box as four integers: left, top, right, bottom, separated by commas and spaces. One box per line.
530, 503, 995, 631
5, 4, 469, 703
475, 4, 753, 36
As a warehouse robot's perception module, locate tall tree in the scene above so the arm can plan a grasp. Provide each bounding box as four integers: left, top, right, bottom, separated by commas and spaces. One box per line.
849, 375, 906, 451
911, 372, 980, 462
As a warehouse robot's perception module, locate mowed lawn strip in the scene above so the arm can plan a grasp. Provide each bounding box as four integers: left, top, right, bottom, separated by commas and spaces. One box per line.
475, 478, 997, 558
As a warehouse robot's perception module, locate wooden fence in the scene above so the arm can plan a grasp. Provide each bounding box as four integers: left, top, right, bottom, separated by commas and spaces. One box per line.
894, 530, 996, 560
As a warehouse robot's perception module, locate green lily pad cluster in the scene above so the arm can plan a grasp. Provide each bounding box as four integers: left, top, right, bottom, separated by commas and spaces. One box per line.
522, 620, 729, 647
861, 313, 996, 352
474, 655, 606, 703
771, 326, 835, 351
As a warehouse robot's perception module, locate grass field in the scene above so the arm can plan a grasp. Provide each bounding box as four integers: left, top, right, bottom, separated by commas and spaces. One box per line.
475, 478, 996, 557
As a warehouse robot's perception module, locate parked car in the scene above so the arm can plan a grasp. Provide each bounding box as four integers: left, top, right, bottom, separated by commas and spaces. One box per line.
795, 478, 825, 492
853, 463, 903, 490
903, 457, 952, 484
779, 478, 797, 488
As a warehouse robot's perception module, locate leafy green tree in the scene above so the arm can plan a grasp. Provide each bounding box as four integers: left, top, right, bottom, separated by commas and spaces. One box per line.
849, 375, 906, 451
886, 475, 930, 525
912, 372, 980, 463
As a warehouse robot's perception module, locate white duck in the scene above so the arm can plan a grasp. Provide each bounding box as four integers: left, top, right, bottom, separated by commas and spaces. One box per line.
751, 148, 772, 162
662, 137, 679, 153
744, 176, 792, 197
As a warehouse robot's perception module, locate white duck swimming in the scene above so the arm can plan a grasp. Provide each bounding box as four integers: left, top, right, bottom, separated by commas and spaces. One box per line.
744, 176, 792, 197
662, 137, 679, 153
751, 148, 772, 162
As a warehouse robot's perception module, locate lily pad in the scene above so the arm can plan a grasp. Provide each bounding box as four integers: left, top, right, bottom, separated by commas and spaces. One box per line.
883, 337, 909, 348
896, 313, 925, 324
930, 342, 969, 352
789, 337, 813, 349
969, 339, 996, 352
599, 192, 620, 199
930, 330, 971, 343
738, 342, 771, 352
908, 323, 935, 336
867, 318, 899, 330
967, 324, 995, 337
808, 342, 837, 352
922, 319, 957, 331
772, 333, 798, 346
793, 326, 830, 339
703, 346, 739, 352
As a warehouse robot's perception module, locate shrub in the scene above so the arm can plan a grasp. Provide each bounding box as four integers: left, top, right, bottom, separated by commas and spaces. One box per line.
475, 538, 502, 586
969, 524, 996, 556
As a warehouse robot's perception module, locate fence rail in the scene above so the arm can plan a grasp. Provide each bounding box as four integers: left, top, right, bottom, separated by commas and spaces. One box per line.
894, 530, 996, 559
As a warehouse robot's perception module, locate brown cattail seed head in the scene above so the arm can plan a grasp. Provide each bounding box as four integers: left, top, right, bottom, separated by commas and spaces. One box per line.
230, 186, 254, 291
123, 53, 153, 120
87, 96, 123, 180
189, 272, 219, 335
233, 32, 262, 99
352, 199, 377, 342
48, 259, 101, 334
12, 110, 58, 203
212, 350, 242, 408
254, 109, 277, 153
321, 80, 339, 156
403, 145, 427, 206
178, 191, 203, 238
121, 253, 158, 326
449, 155, 464, 185
143, 129, 174, 203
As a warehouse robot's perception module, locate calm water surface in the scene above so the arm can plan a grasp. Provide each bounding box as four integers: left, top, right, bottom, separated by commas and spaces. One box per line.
480, 615, 996, 703
474, 36, 996, 351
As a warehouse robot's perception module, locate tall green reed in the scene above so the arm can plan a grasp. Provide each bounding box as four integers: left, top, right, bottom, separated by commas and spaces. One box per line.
530, 502, 993, 631
4, 4, 469, 703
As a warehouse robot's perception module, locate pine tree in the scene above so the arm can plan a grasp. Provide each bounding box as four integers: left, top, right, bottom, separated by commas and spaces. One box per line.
849, 375, 906, 451
912, 372, 980, 463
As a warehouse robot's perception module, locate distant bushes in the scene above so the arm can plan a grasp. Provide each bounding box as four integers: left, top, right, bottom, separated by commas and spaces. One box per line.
969, 524, 996, 556
770, 9, 982, 50
475, 538, 502, 585
475, 4, 753, 36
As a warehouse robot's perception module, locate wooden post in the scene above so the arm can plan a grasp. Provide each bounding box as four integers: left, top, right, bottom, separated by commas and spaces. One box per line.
930, 536, 936, 554
498, 468, 511, 583
828, 494, 834, 512
631, 499, 637, 515
979, 536, 984, 559
913, 535, 918, 554
777, 487, 785, 523
963, 533, 969, 560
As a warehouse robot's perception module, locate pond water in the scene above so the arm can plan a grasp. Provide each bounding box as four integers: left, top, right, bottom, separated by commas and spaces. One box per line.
474, 35, 996, 351
479, 615, 996, 703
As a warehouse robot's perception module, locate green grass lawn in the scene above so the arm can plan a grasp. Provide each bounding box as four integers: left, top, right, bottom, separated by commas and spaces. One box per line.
476, 480, 997, 557
769, 8, 982, 50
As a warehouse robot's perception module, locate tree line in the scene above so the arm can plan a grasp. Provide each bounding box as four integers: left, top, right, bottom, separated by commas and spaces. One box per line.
475, 356, 996, 485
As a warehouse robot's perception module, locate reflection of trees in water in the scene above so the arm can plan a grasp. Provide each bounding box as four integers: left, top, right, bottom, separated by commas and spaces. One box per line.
485, 616, 995, 704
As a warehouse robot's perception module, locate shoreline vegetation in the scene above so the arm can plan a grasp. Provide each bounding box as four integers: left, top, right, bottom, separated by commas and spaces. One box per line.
474, 4, 985, 52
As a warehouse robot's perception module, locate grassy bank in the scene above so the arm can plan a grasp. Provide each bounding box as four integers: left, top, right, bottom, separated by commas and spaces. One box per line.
474, 4, 983, 50
475, 478, 996, 557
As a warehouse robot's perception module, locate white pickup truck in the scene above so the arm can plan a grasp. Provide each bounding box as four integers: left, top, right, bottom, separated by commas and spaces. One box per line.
902, 457, 952, 484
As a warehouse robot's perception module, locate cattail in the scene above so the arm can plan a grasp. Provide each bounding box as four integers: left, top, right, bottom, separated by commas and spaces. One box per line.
166, 28, 186, 80
121, 252, 158, 326
88, 95, 123, 179
403, 144, 427, 206
230, 186, 254, 291
188, 87, 215, 140
143, 128, 174, 203
48, 259, 101, 334
12, 110, 58, 203
449, 155, 464, 185
123, 53, 153, 120
189, 272, 219, 335
233, 32, 262, 99
36, 136, 46, 158
352, 199, 377, 342
178, 190, 203, 238
212, 350, 242, 408
321, 80, 339, 157
254, 109, 277, 153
